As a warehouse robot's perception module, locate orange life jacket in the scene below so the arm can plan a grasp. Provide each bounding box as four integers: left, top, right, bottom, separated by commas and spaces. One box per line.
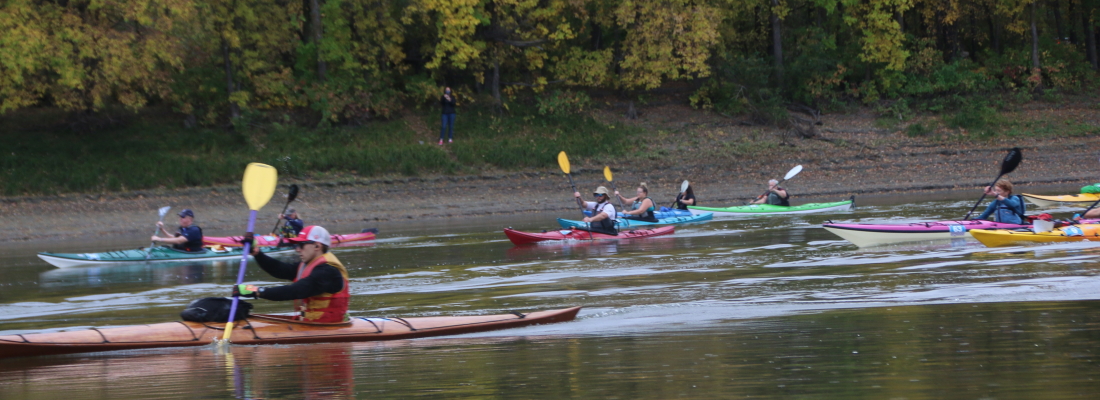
294, 252, 350, 323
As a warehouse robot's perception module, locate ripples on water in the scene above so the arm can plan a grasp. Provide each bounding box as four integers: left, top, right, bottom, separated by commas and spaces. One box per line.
2, 195, 1100, 399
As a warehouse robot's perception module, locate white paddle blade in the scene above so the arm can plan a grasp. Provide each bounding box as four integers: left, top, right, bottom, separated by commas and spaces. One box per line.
680, 180, 689, 193
784, 165, 803, 180
157, 206, 172, 217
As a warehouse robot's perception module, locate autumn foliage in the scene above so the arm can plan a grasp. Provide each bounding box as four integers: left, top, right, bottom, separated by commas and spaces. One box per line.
1, 0, 1098, 124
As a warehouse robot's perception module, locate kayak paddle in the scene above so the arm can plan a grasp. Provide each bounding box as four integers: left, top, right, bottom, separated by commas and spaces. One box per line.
670, 180, 689, 208
558, 151, 592, 239
145, 206, 172, 260
270, 184, 300, 235
603, 166, 626, 211
963, 147, 1023, 220
755, 165, 802, 202
222, 163, 278, 345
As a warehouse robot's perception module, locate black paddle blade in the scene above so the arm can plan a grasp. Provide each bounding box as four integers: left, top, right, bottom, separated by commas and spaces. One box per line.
1000, 147, 1023, 175
361, 227, 379, 234
287, 184, 300, 203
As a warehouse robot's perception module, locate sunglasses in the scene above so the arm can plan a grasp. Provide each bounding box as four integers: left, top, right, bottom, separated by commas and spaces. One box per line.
293, 241, 316, 249
593, 193, 605, 197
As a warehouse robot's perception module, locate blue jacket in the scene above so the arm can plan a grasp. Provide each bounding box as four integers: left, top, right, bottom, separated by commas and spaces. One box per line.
977, 195, 1024, 224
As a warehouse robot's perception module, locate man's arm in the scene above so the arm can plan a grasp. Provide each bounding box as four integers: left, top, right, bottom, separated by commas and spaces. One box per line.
254, 252, 301, 280
258, 264, 344, 301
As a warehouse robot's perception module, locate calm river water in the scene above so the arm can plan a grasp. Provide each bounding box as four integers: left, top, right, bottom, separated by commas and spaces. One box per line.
2, 192, 1099, 399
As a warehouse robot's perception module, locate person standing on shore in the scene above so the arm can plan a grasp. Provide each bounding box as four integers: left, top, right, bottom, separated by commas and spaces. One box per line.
439, 87, 457, 145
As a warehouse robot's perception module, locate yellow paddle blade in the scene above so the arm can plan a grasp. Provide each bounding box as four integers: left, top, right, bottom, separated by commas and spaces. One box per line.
242, 163, 278, 211
603, 166, 613, 182
221, 321, 235, 341
557, 151, 570, 174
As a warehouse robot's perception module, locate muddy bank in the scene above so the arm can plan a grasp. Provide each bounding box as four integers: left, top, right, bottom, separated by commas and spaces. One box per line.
3, 103, 1099, 243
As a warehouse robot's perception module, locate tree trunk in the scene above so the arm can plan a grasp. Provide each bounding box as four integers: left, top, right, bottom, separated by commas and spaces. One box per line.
591, 22, 602, 51
222, 40, 240, 121
1068, 0, 1078, 44
988, 11, 1003, 54
770, 0, 783, 89
1087, 14, 1099, 69
1031, 2, 1042, 71
896, 11, 904, 34
492, 60, 501, 111
1051, 0, 1065, 41
310, 0, 326, 81
1031, 2, 1044, 91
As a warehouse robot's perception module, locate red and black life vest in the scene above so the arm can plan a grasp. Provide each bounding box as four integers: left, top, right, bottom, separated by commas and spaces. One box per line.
294, 252, 350, 323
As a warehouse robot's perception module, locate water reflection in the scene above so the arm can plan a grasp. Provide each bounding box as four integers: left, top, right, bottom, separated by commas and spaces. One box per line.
39, 262, 217, 289
3, 301, 1100, 399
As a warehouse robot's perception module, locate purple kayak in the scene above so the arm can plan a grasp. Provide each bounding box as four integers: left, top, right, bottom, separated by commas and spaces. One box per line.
823, 220, 1030, 247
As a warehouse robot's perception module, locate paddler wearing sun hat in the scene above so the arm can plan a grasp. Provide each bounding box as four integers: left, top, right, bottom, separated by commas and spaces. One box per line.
233, 225, 351, 323
573, 186, 619, 235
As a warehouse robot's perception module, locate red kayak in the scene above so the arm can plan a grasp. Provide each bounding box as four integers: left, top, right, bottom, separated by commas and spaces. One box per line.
0, 307, 580, 359
504, 226, 675, 245
204, 229, 378, 247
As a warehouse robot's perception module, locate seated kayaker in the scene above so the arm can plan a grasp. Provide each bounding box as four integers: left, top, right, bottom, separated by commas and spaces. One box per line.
151, 209, 204, 252
233, 225, 350, 323
751, 179, 790, 206
275, 207, 304, 238
573, 187, 618, 235
616, 183, 659, 223
977, 179, 1025, 224
673, 182, 697, 210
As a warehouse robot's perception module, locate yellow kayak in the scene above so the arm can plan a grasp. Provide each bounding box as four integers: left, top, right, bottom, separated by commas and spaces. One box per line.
1021, 193, 1100, 208
969, 224, 1100, 247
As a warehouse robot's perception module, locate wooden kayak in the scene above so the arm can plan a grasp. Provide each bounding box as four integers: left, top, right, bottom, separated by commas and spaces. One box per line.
503, 226, 675, 245
203, 229, 378, 247
0, 307, 581, 359
969, 224, 1100, 247
1021, 193, 1100, 208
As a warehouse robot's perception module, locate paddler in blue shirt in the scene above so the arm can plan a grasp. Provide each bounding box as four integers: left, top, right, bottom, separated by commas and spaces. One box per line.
151, 209, 204, 252
275, 207, 304, 238
976, 179, 1024, 224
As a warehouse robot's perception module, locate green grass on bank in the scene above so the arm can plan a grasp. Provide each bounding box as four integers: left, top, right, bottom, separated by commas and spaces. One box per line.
0, 106, 636, 196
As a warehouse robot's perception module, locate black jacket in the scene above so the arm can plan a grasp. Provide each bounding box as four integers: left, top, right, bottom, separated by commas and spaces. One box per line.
253, 252, 344, 301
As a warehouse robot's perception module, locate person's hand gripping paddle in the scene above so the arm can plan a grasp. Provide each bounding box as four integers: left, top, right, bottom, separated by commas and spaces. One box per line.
755, 165, 803, 203
964, 148, 1023, 220
670, 180, 689, 208
558, 151, 592, 240
219, 163, 278, 346
270, 184, 300, 235
145, 206, 171, 260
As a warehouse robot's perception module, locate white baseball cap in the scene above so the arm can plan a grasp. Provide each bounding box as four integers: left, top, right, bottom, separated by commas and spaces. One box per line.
286, 225, 331, 247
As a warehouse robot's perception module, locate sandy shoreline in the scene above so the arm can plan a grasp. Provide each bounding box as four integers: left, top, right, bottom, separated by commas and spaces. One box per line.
3, 145, 1098, 243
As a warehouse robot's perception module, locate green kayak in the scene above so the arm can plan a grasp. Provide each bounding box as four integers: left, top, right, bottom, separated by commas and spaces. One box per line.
38, 246, 294, 269
687, 197, 854, 217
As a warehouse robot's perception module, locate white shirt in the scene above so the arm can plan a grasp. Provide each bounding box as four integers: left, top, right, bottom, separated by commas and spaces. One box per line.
583, 201, 616, 220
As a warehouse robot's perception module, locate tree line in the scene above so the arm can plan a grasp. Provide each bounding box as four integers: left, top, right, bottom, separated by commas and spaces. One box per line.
2, 0, 1098, 126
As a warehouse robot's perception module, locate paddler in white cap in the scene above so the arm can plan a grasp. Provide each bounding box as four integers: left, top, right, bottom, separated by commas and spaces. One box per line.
233, 226, 351, 323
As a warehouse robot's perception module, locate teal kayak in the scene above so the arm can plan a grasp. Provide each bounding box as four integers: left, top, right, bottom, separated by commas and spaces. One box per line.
688, 197, 854, 217
38, 246, 294, 268
557, 213, 713, 229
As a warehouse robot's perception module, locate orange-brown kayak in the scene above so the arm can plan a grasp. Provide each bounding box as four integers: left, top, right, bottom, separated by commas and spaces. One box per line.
0, 307, 581, 359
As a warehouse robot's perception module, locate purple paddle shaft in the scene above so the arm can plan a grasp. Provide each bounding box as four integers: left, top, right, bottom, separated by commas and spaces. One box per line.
226, 210, 257, 329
